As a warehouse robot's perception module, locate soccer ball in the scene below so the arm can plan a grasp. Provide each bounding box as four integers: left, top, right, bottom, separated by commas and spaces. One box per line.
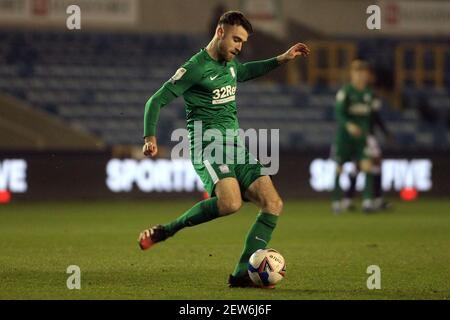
248, 248, 286, 287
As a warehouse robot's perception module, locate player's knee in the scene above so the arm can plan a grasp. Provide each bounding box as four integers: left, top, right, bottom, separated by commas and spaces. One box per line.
263, 196, 283, 215
218, 198, 242, 216
360, 160, 372, 172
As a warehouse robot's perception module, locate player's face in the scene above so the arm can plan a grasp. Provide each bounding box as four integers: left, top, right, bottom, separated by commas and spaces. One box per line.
217, 25, 249, 61
351, 69, 370, 88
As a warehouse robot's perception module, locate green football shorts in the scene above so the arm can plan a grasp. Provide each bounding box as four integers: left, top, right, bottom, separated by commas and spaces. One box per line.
332, 137, 369, 165
191, 142, 266, 200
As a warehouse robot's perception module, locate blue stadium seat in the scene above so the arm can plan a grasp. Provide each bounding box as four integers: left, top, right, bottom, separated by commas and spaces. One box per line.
0, 31, 448, 150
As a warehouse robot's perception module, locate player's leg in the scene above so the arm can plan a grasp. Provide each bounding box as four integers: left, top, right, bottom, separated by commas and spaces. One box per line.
139, 160, 242, 250
163, 177, 242, 235
332, 140, 350, 214
342, 162, 358, 211
366, 135, 389, 210
358, 135, 381, 212
372, 156, 384, 209
231, 176, 283, 279
360, 158, 374, 212
332, 164, 344, 213
371, 155, 390, 210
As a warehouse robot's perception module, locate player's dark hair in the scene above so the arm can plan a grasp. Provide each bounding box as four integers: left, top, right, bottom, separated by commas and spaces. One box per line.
218, 11, 253, 34
350, 59, 371, 71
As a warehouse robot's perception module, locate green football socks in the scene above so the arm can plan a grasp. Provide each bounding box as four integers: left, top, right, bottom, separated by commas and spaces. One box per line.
363, 172, 374, 200
232, 212, 279, 278
333, 172, 343, 201
163, 197, 220, 237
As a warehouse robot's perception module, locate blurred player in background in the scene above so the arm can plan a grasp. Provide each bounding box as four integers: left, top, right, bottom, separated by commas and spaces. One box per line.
331, 59, 378, 214
342, 90, 393, 212
138, 11, 309, 287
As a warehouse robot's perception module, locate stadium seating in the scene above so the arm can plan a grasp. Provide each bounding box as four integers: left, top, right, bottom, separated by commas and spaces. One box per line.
0, 31, 448, 150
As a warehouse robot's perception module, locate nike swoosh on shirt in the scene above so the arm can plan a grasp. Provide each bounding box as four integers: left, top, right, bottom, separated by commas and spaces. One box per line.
210, 75, 219, 80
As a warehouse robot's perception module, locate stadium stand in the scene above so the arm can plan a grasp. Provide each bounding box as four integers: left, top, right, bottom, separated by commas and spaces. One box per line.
0, 93, 104, 150
0, 31, 448, 151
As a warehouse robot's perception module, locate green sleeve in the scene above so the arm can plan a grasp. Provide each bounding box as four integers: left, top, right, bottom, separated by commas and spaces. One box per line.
235, 57, 280, 82
143, 86, 177, 137
335, 87, 349, 126
143, 61, 203, 137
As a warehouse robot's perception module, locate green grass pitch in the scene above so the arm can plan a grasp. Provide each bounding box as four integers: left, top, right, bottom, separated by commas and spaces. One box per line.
0, 199, 449, 300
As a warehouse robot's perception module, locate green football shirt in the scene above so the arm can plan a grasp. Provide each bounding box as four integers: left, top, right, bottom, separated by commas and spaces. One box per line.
143, 49, 279, 149
335, 84, 375, 142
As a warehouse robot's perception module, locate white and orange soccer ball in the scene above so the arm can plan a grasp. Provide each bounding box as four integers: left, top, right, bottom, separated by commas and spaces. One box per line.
248, 248, 286, 287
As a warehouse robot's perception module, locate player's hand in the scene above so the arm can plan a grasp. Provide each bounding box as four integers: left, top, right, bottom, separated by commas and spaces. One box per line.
278, 43, 310, 63
143, 136, 158, 157
346, 122, 363, 137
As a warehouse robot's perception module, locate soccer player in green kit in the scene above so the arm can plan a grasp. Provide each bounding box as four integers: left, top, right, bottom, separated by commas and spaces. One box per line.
342, 94, 393, 212
138, 11, 310, 287
331, 59, 377, 214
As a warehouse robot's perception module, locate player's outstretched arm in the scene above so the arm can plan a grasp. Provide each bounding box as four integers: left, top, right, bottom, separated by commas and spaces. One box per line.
236, 42, 310, 82
276, 43, 310, 64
